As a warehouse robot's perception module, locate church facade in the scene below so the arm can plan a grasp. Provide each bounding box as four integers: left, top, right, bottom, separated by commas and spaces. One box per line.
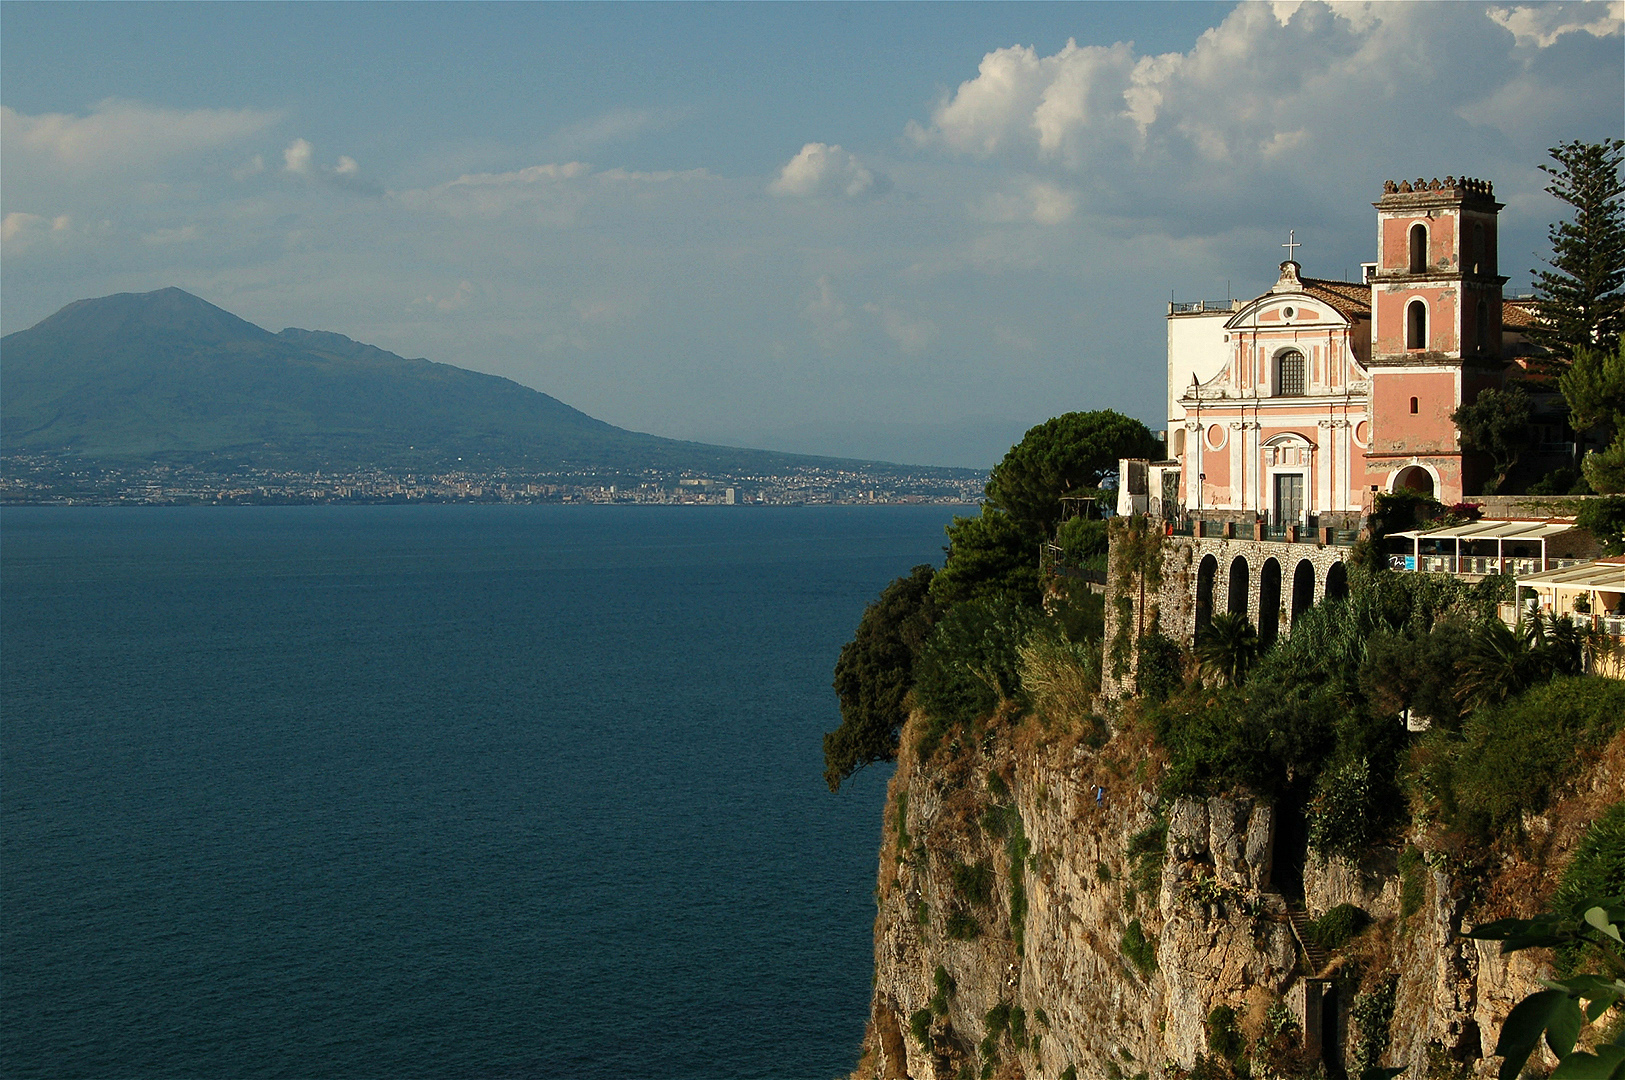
1164, 176, 1522, 526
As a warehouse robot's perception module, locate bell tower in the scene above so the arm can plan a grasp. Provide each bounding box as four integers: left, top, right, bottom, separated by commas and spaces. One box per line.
1365, 176, 1508, 500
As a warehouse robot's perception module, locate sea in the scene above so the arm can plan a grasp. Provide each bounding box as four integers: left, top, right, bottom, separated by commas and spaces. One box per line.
1, 504, 964, 1080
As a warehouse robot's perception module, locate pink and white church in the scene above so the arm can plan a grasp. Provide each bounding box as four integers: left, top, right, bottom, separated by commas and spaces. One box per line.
1155, 176, 1534, 528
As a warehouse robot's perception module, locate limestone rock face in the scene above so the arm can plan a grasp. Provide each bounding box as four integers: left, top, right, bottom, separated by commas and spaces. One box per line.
848, 719, 1556, 1080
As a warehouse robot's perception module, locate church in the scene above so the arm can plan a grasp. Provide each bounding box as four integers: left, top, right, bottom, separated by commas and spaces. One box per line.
1156, 175, 1535, 528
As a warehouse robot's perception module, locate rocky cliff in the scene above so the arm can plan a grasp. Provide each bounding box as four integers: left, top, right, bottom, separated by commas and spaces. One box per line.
846, 703, 1623, 1080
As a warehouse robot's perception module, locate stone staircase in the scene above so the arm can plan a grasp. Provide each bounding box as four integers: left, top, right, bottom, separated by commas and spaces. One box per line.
1285, 906, 1329, 974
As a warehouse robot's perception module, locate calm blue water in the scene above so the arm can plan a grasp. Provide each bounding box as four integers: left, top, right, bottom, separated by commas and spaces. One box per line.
1, 505, 959, 1079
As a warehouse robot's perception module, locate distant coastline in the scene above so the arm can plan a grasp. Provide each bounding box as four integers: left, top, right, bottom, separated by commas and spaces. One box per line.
1, 454, 986, 507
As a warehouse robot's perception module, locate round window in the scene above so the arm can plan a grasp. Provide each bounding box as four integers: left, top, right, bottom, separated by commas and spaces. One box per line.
1282, 306, 1295, 318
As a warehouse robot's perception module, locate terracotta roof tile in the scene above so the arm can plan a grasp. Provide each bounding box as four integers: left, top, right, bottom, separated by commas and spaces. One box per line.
1503, 298, 1540, 329
1300, 277, 1371, 321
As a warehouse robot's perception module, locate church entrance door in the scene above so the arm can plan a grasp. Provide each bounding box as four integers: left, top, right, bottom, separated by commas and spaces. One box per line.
1274, 473, 1304, 526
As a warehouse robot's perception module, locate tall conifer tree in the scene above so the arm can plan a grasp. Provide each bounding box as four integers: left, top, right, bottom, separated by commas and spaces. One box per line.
1531, 139, 1625, 365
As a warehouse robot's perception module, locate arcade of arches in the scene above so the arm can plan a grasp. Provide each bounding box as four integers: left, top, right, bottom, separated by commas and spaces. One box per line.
1108, 536, 1356, 672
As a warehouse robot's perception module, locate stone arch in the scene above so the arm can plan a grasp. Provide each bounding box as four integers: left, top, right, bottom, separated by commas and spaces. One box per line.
1259, 558, 1282, 646
1391, 464, 1435, 498
1325, 561, 1349, 602
1196, 554, 1218, 636
1227, 556, 1250, 616
1291, 559, 1316, 621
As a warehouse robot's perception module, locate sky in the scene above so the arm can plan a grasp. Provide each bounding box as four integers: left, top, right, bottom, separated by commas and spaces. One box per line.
3, 2, 1622, 469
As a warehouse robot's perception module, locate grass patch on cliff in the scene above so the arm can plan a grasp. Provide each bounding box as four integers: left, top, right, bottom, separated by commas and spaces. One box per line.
1121, 918, 1157, 976
951, 859, 995, 906
1126, 815, 1168, 898
1398, 846, 1426, 919
945, 906, 982, 940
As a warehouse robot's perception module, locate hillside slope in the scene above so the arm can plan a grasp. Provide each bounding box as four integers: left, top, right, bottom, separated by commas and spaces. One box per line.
1, 288, 943, 477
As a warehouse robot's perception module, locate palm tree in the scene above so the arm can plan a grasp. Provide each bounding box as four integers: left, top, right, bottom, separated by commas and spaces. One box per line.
1455, 618, 1534, 710
1195, 611, 1260, 687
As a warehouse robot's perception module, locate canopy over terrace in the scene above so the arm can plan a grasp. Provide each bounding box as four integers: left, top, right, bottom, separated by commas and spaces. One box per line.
1515, 558, 1625, 619
1389, 519, 1583, 576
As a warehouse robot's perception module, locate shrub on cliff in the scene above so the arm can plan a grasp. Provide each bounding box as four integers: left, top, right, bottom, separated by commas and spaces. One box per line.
1416, 675, 1625, 841
929, 508, 1042, 608
823, 565, 940, 792
913, 594, 1038, 741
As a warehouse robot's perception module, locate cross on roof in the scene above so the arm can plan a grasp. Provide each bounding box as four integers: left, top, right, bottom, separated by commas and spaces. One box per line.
1282, 229, 1300, 262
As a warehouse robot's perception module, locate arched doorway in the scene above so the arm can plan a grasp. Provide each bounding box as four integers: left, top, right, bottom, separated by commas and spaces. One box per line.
1393, 465, 1434, 498
1291, 559, 1316, 622
1228, 556, 1250, 616
1195, 555, 1218, 637
1259, 559, 1282, 646
1326, 561, 1349, 602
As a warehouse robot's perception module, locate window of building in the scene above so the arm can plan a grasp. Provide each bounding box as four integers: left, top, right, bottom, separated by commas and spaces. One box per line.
1476, 299, 1489, 351
1473, 223, 1486, 274
1410, 397, 1419, 414
1277, 350, 1306, 396
1409, 223, 1427, 273
1407, 300, 1428, 349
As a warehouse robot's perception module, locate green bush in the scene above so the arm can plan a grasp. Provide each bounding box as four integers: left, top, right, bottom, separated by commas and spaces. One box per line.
914, 594, 1039, 746
1350, 976, 1398, 1076
930, 964, 956, 1015
1434, 676, 1625, 839
1122, 918, 1157, 975
1056, 515, 1109, 569
1126, 817, 1168, 897
1308, 903, 1371, 952
910, 1007, 934, 1046
1399, 846, 1426, 919
945, 907, 982, 941
931, 510, 1043, 608
825, 565, 940, 791
951, 859, 995, 906
1575, 495, 1625, 555
1552, 800, 1625, 972
1308, 756, 1374, 858
1006, 812, 1031, 955
1136, 629, 1185, 702
1206, 1004, 1245, 1063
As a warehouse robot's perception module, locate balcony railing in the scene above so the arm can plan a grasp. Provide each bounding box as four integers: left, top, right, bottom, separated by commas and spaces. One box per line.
1389, 555, 1586, 575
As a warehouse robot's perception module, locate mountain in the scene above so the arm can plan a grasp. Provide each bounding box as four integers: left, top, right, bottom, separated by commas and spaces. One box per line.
1, 288, 957, 478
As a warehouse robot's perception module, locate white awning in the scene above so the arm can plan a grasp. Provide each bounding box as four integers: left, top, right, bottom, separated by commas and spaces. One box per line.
1392, 519, 1577, 543
1516, 559, 1625, 590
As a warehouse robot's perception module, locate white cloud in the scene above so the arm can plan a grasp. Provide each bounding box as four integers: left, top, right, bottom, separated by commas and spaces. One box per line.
801, 274, 852, 347
335, 156, 360, 176
395, 161, 708, 223
142, 225, 200, 245
551, 106, 691, 152
0, 99, 279, 170
411, 280, 476, 312
905, 1, 1622, 232
2, 212, 45, 243
233, 154, 266, 181
283, 138, 314, 175
769, 143, 889, 199
1488, 1, 1623, 47
863, 301, 937, 352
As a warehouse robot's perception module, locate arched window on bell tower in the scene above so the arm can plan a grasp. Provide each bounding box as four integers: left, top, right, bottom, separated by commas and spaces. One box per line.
1407, 300, 1428, 349
1473, 223, 1486, 275
1409, 223, 1428, 273
1476, 299, 1489, 352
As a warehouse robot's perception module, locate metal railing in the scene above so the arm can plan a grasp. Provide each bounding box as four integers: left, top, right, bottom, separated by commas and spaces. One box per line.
1390, 555, 1587, 575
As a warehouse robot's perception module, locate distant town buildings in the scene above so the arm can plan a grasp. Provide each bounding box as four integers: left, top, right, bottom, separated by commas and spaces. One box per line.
0, 455, 984, 507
